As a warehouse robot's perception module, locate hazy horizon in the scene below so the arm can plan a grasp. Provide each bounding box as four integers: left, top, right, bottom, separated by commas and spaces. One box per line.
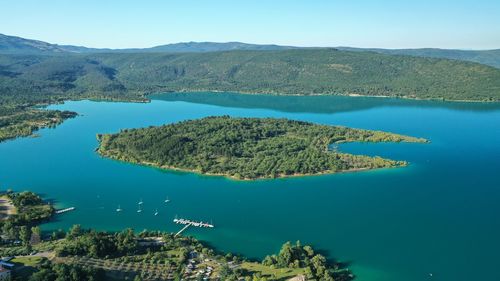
1, 0, 499, 50
2, 32, 499, 52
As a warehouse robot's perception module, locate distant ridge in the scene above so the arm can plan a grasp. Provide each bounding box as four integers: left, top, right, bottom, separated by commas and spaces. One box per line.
337, 47, 500, 69
0, 33, 296, 54
0, 33, 70, 54
144, 41, 298, 52
0, 33, 499, 68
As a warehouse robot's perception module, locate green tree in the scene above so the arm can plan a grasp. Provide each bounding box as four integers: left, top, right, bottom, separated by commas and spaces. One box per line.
311, 254, 327, 277
278, 241, 293, 267
31, 226, 41, 244
67, 224, 82, 240
303, 245, 314, 257
20, 225, 31, 246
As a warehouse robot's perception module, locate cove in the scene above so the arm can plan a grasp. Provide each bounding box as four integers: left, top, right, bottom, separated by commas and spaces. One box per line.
0, 92, 499, 281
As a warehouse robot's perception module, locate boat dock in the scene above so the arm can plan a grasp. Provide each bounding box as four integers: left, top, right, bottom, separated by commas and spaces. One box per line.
173, 218, 214, 228
55, 207, 75, 214
173, 218, 214, 236
175, 224, 191, 237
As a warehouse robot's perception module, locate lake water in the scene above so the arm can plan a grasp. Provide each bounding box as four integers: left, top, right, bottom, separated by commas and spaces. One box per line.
1, 92, 499, 281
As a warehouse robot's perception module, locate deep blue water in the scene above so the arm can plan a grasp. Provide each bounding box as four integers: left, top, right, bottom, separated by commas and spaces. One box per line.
0, 92, 499, 281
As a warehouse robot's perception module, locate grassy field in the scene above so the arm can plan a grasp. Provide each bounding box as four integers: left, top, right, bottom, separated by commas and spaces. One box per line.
11, 256, 44, 266
10, 256, 45, 280
241, 262, 306, 280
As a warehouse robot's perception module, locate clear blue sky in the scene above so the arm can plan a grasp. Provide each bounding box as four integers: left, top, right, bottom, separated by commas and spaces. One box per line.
1, 0, 499, 49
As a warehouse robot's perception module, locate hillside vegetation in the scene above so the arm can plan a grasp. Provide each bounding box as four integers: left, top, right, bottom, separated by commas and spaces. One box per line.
0, 108, 76, 142
339, 47, 500, 69
2, 49, 500, 106
2, 33, 499, 68
97, 116, 427, 179
1, 48, 500, 142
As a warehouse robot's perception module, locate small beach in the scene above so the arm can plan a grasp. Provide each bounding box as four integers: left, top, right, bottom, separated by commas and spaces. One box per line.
0, 195, 16, 220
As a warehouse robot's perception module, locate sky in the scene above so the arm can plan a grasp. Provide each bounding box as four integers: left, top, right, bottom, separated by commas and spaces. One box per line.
1, 0, 499, 50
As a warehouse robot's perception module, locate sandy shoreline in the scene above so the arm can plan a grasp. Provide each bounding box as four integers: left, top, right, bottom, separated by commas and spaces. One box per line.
0, 195, 16, 220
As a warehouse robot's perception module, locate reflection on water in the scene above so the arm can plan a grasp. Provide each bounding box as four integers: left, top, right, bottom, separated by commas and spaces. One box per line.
151, 92, 500, 114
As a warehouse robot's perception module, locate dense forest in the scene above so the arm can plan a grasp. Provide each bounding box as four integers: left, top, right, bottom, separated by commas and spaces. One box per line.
1, 48, 500, 142
338, 47, 500, 69
2, 49, 500, 105
97, 116, 427, 179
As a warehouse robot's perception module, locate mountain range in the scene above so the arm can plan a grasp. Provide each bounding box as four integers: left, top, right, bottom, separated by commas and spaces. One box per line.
0, 33, 296, 55
1, 33, 499, 68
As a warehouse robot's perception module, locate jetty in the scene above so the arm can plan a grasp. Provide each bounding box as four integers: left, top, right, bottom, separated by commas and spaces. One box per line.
173, 218, 214, 228
55, 207, 75, 214
173, 218, 214, 237
175, 224, 191, 237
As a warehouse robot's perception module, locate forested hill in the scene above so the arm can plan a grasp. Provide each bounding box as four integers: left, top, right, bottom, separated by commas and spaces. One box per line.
3, 33, 500, 69
0, 33, 70, 55
2, 49, 500, 106
2, 33, 500, 70
338, 47, 500, 69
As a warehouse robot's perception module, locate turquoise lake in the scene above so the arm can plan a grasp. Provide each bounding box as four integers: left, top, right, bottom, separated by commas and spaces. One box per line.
1, 92, 500, 281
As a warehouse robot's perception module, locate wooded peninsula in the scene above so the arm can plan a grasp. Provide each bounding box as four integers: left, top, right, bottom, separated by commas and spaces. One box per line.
97, 116, 427, 180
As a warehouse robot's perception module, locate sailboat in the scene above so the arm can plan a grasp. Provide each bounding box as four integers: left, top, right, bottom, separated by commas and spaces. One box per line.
154, 209, 159, 216
164, 197, 170, 203
116, 205, 122, 212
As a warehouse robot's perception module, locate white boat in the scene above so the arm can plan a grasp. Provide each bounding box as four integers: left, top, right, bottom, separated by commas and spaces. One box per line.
154, 209, 159, 216
138, 199, 144, 205
137, 205, 142, 213
116, 205, 122, 212
164, 197, 170, 203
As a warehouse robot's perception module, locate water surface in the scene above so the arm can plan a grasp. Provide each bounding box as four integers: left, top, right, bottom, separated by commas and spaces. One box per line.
1, 92, 499, 281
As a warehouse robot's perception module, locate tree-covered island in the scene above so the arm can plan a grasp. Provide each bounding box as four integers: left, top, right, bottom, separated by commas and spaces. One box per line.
97, 116, 427, 180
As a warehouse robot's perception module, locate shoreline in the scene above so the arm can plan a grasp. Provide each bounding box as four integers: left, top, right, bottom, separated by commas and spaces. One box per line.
151, 89, 500, 103
94, 116, 425, 181
96, 150, 407, 181
4, 88, 494, 144
0, 195, 17, 220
